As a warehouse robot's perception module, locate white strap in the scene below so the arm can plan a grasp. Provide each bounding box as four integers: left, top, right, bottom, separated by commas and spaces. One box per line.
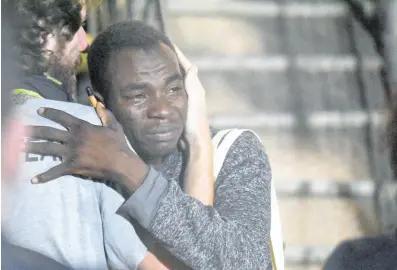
212, 129, 285, 270
213, 129, 245, 179
212, 129, 232, 151
269, 180, 284, 270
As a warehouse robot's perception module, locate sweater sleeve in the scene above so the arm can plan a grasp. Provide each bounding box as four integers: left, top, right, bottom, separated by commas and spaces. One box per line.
118, 131, 273, 270
99, 181, 148, 270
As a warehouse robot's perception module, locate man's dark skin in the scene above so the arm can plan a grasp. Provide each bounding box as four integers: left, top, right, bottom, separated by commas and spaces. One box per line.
27, 43, 188, 196
107, 44, 187, 165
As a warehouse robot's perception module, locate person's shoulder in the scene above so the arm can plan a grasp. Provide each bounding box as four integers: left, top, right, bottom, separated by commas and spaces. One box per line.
234, 129, 264, 150
11, 93, 40, 105
215, 129, 269, 167
2, 240, 70, 270
333, 234, 396, 253
220, 129, 266, 155
324, 235, 397, 270
17, 99, 101, 127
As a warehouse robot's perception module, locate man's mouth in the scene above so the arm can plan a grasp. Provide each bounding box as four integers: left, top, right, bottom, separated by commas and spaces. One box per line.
146, 124, 180, 142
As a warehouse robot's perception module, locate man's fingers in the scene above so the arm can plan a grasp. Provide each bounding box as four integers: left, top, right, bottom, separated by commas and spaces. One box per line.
173, 44, 193, 71
185, 65, 199, 82
105, 110, 121, 131
95, 103, 121, 131
173, 45, 199, 79
27, 126, 70, 143
25, 141, 67, 158
94, 91, 104, 103
38, 107, 83, 131
94, 102, 108, 126
31, 163, 69, 184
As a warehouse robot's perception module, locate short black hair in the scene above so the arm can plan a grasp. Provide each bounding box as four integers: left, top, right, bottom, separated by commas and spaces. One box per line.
88, 20, 175, 103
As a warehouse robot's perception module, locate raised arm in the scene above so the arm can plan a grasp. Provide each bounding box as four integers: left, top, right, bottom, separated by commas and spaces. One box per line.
175, 45, 214, 206
183, 136, 214, 205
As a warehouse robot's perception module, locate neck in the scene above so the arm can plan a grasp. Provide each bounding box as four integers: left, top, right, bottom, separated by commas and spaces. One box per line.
138, 146, 181, 170
142, 154, 169, 169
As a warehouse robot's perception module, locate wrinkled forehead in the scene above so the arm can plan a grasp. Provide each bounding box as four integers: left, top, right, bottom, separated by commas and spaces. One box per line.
106, 43, 180, 84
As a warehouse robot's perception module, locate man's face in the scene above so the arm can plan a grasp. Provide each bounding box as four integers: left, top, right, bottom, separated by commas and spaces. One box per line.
46, 7, 88, 98
63, 6, 88, 71
106, 44, 188, 162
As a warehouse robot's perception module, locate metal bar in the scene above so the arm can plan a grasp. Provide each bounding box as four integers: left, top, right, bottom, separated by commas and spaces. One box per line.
380, 0, 397, 104
118, 0, 128, 21
278, 0, 307, 135
154, 0, 166, 34
343, 0, 376, 35
210, 111, 387, 129
377, 182, 397, 233
142, 0, 155, 24
275, 179, 375, 198
187, 55, 382, 72
284, 245, 334, 265
346, 7, 381, 191
107, 0, 118, 24
126, 0, 134, 19
166, 2, 347, 18
212, 113, 294, 129
99, 0, 110, 29
87, 5, 98, 36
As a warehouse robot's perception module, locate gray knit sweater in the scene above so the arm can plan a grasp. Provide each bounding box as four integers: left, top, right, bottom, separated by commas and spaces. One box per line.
118, 130, 273, 270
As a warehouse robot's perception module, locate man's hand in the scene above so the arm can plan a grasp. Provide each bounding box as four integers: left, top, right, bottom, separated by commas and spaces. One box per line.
25, 107, 149, 193
175, 45, 211, 146
174, 45, 214, 205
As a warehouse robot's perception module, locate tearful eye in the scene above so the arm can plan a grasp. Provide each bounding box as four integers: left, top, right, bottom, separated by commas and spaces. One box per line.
123, 93, 147, 105
131, 94, 147, 105
133, 94, 146, 99
169, 87, 183, 93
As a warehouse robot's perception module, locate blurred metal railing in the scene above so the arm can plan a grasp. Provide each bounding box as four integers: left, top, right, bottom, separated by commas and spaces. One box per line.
344, 0, 397, 234
86, 0, 166, 36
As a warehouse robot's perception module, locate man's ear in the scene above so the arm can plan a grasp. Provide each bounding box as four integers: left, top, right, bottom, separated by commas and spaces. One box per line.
2, 118, 27, 179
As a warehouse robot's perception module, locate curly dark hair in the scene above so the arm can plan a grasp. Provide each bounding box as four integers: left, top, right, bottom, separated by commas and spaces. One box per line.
87, 20, 175, 104
4, 0, 82, 76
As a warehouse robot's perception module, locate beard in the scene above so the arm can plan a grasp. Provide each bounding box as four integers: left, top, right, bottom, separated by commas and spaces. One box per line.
46, 51, 81, 101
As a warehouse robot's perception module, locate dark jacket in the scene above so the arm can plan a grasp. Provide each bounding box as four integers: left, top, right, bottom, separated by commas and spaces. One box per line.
12, 74, 70, 104
324, 233, 397, 270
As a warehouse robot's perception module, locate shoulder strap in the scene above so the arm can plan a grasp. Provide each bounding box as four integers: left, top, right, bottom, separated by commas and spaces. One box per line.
212, 129, 245, 179
212, 129, 232, 150
211, 129, 285, 270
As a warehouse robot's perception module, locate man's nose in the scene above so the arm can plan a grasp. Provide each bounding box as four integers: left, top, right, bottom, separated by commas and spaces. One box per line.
77, 27, 89, 52
147, 98, 172, 119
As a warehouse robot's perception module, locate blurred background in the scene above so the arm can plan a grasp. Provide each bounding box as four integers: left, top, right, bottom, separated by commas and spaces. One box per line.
79, 0, 397, 269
